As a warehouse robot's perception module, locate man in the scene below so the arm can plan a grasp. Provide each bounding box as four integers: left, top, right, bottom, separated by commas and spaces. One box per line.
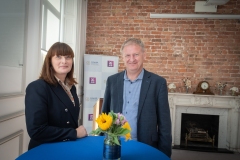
101, 38, 172, 157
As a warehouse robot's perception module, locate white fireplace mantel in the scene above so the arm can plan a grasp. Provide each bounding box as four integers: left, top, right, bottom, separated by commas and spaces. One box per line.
168, 93, 240, 153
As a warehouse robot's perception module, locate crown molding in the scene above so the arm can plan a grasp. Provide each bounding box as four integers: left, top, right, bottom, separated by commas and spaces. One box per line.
150, 13, 240, 19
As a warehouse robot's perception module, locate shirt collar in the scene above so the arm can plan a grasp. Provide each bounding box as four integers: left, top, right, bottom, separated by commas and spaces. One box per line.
54, 76, 73, 89
124, 69, 144, 82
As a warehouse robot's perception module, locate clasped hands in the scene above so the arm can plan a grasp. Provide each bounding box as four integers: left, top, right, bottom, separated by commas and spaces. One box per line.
76, 125, 88, 138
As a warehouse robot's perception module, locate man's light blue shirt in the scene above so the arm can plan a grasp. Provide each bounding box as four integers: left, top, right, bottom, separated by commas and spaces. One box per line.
123, 69, 144, 140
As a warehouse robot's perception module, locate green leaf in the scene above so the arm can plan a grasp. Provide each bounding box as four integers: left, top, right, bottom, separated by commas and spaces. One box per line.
90, 128, 103, 135
115, 127, 130, 136
113, 136, 120, 145
109, 111, 117, 121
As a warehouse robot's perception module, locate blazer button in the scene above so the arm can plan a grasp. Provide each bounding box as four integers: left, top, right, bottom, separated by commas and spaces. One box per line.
67, 121, 70, 124
65, 108, 68, 112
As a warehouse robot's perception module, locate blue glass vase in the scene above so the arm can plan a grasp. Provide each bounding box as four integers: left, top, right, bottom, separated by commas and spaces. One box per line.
103, 134, 121, 160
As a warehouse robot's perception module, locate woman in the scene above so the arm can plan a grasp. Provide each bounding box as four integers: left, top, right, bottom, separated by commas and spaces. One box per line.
25, 42, 87, 150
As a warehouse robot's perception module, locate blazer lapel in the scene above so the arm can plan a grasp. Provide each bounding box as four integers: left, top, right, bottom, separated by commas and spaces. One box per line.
49, 84, 78, 126
137, 70, 151, 120
117, 71, 124, 113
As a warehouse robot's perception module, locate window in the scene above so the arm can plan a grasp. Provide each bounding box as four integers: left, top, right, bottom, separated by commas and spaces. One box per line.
41, 0, 62, 61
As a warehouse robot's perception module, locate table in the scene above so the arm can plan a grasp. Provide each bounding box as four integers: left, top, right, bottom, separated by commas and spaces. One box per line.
16, 136, 170, 160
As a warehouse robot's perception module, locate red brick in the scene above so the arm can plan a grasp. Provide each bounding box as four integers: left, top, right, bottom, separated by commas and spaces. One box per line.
86, 0, 240, 93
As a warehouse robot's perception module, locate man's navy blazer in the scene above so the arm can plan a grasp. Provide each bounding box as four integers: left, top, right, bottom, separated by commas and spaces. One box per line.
25, 79, 79, 150
102, 69, 172, 157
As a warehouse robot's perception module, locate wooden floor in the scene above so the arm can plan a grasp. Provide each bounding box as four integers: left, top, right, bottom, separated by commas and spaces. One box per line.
171, 149, 240, 160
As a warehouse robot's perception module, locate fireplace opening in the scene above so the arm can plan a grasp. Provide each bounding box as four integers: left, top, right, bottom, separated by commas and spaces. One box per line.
180, 113, 219, 148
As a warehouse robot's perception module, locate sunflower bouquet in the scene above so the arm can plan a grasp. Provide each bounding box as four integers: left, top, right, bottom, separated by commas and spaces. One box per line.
90, 111, 131, 145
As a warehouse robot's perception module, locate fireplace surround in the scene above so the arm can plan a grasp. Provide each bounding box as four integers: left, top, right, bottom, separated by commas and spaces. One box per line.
168, 93, 240, 152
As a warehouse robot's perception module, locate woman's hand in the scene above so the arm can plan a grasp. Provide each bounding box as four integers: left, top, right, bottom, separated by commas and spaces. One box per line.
76, 125, 88, 138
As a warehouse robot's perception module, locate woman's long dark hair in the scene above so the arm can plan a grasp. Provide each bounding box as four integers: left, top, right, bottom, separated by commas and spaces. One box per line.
39, 42, 77, 85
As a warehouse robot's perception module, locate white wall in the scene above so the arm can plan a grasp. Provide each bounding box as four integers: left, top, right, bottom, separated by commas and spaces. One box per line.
0, 66, 23, 95
0, 0, 26, 68
0, 0, 41, 159
0, 0, 88, 159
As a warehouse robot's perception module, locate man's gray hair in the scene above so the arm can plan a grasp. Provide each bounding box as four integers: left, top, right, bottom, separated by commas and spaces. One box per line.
120, 38, 145, 54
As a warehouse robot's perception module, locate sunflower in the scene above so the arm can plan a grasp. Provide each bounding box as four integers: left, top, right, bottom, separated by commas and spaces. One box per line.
95, 113, 113, 131
122, 122, 131, 140
91, 111, 132, 145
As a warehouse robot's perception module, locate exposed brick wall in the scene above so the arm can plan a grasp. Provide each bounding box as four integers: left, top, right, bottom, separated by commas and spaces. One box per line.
86, 0, 240, 95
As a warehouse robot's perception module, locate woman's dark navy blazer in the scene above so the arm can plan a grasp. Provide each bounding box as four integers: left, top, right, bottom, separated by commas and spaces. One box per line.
25, 79, 79, 150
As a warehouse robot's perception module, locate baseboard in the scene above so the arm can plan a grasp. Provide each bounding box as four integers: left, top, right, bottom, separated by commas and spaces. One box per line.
172, 145, 234, 154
